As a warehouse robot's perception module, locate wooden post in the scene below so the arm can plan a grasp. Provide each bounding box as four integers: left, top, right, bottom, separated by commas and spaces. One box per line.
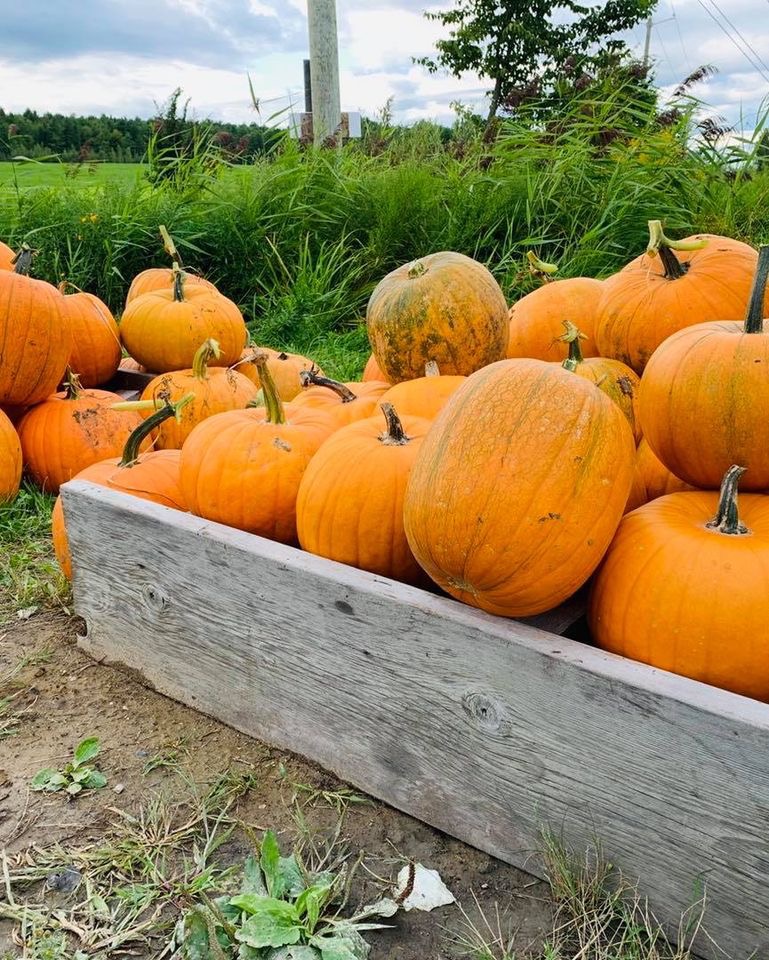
303, 59, 313, 113
307, 0, 341, 145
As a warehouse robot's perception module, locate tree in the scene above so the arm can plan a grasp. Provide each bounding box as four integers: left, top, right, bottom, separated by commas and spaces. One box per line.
417, 0, 659, 124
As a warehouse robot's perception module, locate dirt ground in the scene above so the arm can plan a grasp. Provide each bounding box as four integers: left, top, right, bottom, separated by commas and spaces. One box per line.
0, 611, 554, 959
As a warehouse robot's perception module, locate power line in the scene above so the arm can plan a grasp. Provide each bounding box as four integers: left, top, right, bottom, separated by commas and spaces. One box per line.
705, 0, 769, 80
695, 0, 769, 85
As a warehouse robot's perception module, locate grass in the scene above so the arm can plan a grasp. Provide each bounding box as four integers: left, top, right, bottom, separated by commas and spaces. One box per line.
0, 161, 143, 192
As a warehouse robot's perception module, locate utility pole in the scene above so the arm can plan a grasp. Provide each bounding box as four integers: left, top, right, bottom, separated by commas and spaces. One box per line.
643, 13, 675, 67
307, 0, 341, 146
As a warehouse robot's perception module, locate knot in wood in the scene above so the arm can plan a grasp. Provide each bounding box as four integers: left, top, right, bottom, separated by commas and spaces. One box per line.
461, 691, 504, 733
141, 584, 169, 613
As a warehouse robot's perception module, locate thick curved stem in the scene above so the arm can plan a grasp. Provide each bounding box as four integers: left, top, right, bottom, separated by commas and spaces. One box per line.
192, 339, 221, 380
63, 369, 84, 400
159, 225, 183, 267
58, 280, 84, 295
527, 251, 559, 276
706, 465, 749, 535
172, 262, 185, 302
379, 402, 410, 446
646, 220, 707, 281
299, 368, 357, 403
558, 320, 586, 372
254, 352, 286, 424
116, 394, 194, 467
11, 245, 35, 276
745, 245, 769, 333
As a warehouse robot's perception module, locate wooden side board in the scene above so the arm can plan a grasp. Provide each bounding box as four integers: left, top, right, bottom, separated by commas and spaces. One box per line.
61, 480, 769, 959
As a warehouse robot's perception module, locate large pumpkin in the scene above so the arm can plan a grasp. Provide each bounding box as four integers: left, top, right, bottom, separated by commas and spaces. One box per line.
120, 265, 247, 373
0, 241, 14, 271
297, 403, 433, 585
125, 225, 217, 306
404, 358, 635, 617
367, 251, 509, 383
639, 244, 769, 490
237, 347, 322, 402
507, 277, 603, 361
0, 247, 71, 406
590, 465, 769, 700
627, 439, 692, 513
0, 409, 22, 503
362, 353, 389, 384
378, 361, 465, 421
291, 370, 389, 430
60, 282, 121, 388
595, 222, 762, 373
138, 339, 258, 449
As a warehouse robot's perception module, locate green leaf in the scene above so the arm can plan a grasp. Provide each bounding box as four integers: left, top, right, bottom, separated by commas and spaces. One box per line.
312, 931, 370, 960
236, 908, 302, 950
237, 945, 264, 960
242, 854, 268, 896
67, 781, 83, 795
82, 770, 108, 790
260, 831, 281, 897
266, 947, 322, 959
182, 909, 212, 960
275, 855, 306, 901
295, 883, 332, 934
73, 736, 101, 768
70, 768, 92, 783
31, 768, 63, 791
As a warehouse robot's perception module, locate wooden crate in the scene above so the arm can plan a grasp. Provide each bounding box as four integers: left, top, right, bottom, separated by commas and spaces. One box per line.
61, 480, 769, 959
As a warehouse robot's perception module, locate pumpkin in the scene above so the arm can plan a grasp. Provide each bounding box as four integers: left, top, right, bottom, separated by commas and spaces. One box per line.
367, 251, 509, 383
59, 282, 121, 388
291, 369, 389, 429
639, 244, 769, 490
119, 357, 148, 373
0, 240, 14, 271
507, 277, 603, 362
17, 374, 146, 494
558, 322, 641, 442
590, 465, 769, 700
180, 352, 335, 544
362, 353, 389, 383
0, 246, 71, 406
378, 361, 465, 421
596, 221, 762, 373
0, 409, 22, 503
237, 347, 322, 402
120, 264, 247, 373
125, 225, 217, 305
297, 403, 433, 585
403, 358, 635, 617
137, 339, 258, 449
52, 398, 190, 579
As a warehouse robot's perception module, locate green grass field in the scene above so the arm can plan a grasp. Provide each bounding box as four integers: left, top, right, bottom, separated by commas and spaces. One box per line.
0, 160, 143, 192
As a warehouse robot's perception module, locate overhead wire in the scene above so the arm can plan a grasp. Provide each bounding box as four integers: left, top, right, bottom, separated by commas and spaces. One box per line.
703, 0, 769, 79
695, 0, 769, 84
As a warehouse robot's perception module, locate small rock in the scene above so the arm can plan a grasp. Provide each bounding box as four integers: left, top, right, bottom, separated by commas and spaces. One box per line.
46, 866, 81, 893
113, 783, 125, 794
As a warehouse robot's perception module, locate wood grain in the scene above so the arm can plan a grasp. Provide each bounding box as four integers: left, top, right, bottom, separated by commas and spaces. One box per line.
61, 480, 769, 959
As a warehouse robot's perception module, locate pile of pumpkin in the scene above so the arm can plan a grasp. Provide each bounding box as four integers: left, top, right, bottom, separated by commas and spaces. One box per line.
2, 221, 769, 702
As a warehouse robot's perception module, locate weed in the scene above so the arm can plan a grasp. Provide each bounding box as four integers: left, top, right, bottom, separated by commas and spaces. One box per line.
32, 736, 108, 796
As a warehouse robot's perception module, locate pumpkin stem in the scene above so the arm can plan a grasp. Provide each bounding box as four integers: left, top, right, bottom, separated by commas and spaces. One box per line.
58, 279, 83, 295
424, 361, 440, 377
706, 465, 749, 536
646, 220, 707, 281
558, 321, 587, 371
527, 251, 559, 277
63, 369, 84, 400
744, 245, 769, 334
253, 351, 286, 424
407, 260, 428, 279
11, 244, 36, 276
172, 262, 185, 302
116, 393, 195, 467
159, 224, 183, 267
379, 402, 410, 446
299, 368, 358, 404
192, 338, 221, 381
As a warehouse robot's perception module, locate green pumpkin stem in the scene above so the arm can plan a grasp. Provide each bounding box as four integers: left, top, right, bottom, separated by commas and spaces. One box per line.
172, 262, 185, 302
192, 338, 221, 381
646, 220, 707, 281
558, 321, 587, 372
299, 368, 357, 404
379, 402, 410, 446
159, 224, 183, 267
253, 352, 285, 424
11, 244, 35, 276
116, 393, 194, 467
706, 465, 749, 536
527, 251, 559, 277
744, 245, 769, 334
63, 369, 84, 400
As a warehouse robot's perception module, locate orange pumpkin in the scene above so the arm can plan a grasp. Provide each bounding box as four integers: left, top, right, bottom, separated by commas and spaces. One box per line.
120, 265, 247, 373
59, 282, 121, 388
17, 375, 146, 494
507, 277, 603, 361
297, 403, 433, 585
596, 222, 763, 373
590, 465, 769, 700
52, 399, 190, 579
0, 240, 14, 271
236, 347, 322, 402
138, 339, 258, 449
367, 251, 509, 383
404, 358, 635, 617
291, 370, 389, 430
378, 361, 465, 421
0, 247, 71, 406
362, 353, 389, 383
639, 244, 769, 490
125, 225, 217, 306
180, 352, 335, 544
0, 409, 22, 503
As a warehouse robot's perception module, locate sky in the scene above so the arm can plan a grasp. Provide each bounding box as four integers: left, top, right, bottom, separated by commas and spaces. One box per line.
0, 0, 768, 134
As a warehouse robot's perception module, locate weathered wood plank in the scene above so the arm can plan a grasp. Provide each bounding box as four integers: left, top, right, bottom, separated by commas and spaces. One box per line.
61, 480, 769, 959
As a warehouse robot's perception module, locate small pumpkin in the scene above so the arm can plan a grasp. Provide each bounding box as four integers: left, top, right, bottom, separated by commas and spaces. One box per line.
0, 408, 22, 503
378, 361, 465, 421
367, 251, 509, 383
297, 403, 433, 585
120, 264, 247, 373
52, 398, 191, 579
125, 225, 217, 305
59, 281, 121, 387
362, 353, 389, 383
590, 465, 769, 700
138, 339, 258, 449
18, 373, 147, 494
237, 347, 322, 402
291, 369, 389, 429
404, 358, 635, 617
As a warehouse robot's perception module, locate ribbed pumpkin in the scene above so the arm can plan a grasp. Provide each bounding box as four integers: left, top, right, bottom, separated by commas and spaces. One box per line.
590, 465, 769, 700
125, 225, 217, 306
180, 353, 335, 544
237, 347, 322, 402
596, 222, 762, 373
52, 399, 190, 579
120, 265, 247, 374
558, 322, 641, 442
18, 374, 146, 494
0, 241, 14, 271
507, 277, 603, 362
297, 403, 433, 584
378, 361, 465, 421
362, 353, 389, 383
291, 370, 389, 430
639, 245, 769, 490
367, 251, 509, 383
404, 358, 635, 617
0, 247, 71, 406
138, 339, 258, 449
59, 282, 121, 387
0, 409, 22, 503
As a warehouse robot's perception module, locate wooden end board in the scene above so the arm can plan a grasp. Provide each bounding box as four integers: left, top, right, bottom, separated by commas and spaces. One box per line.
60, 480, 769, 959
